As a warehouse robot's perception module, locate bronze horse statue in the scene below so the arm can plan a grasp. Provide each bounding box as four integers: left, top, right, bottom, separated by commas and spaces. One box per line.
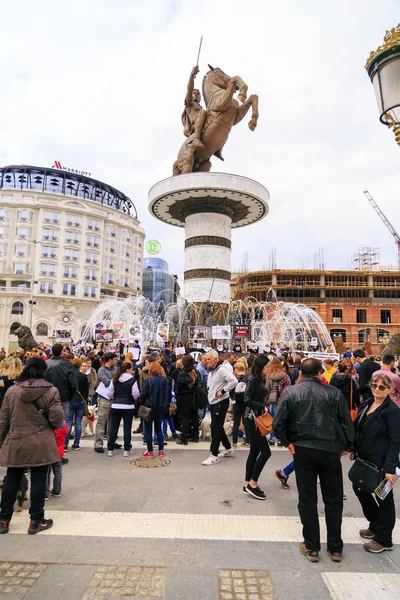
173, 65, 259, 175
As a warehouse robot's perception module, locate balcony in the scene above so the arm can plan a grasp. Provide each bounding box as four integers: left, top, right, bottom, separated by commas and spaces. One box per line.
93, 259, 98, 264
86, 258, 92, 263
84, 292, 89, 297
88, 225, 93, 230
51, 236, 58, 241
85, 275, 90, 280
95, 226, 100, 231
94, 242, 99, 248
43, 236, 50, 240
0, 286, 30, 294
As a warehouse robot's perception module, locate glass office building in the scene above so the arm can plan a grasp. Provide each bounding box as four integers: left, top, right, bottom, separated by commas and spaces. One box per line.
142, 258, 176, 306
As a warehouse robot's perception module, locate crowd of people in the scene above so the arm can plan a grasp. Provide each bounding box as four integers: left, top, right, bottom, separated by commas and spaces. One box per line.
0, 339, 399, 562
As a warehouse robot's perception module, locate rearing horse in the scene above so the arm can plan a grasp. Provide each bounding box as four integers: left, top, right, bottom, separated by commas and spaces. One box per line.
173, 66, 259, 175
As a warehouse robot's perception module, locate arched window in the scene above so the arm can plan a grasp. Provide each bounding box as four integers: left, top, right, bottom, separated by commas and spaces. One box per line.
36, 323, 48, 336
10, 321, 21, 334
377, 328, 390, 343
11, 301, 24, 315
358, 328, 370, 344
330, 328, 347, 343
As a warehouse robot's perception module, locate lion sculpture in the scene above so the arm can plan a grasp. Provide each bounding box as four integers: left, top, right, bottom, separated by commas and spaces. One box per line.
14, 325, 38, 351
381, 333, 400, 358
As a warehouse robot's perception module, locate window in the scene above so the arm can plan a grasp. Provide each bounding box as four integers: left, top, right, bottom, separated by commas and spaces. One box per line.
15, 263, 24, 275
18, 227, 29, 239
0, 208, 10, 221
11, 301, 24, 315
0, 243, 9, 256
43, 229, 58, 241
332, 308, 342, 324
36, 323, 48, 336
377, 328, 390, 343
84, 286, 97, 298
356, 309, 367, 324
66, 214, 81, 227
39, 281, 54, 294
18, 209, 32, 222
381, 309, 391, 324
0, 226, 10, 238
16, 244, 26, 256
106, 225, 117, 237
63, 283, 76, 296
84, 268, 97, 281
44, 211, 60, 224
88, 219, 101, 231
358, 328, 370, 344
330, 328, 347, 342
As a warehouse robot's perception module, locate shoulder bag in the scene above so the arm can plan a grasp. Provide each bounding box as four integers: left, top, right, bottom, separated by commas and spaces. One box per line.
255, 411, 273, 436
138, 379, 153, 422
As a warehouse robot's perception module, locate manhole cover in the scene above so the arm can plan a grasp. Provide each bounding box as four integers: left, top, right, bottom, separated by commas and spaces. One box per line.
131, 456, 172, 468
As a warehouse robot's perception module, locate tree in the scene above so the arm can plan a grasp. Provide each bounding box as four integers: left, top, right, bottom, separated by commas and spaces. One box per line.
363, 340, 373, 356
333, 336, 345, 354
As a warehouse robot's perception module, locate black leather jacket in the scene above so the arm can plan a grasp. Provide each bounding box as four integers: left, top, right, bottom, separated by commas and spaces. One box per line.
273, 377, 355, 453
355, 396, 400, 474
44, 356, 77, 403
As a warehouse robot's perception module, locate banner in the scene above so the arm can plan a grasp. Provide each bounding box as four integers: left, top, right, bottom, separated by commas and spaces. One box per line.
95, 329, 113, 342
189, 326, 208, 340
113, 322, 127, 340
156, 323, 169, 343
212, 325, 231, 340
234, 326, 250, 338
307, 351, 340, 361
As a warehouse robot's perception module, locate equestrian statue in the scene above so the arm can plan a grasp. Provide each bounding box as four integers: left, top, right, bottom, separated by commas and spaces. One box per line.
173, 64, 259, 175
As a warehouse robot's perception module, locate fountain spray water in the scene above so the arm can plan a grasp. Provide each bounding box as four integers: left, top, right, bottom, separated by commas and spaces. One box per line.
82, 289, 332, 352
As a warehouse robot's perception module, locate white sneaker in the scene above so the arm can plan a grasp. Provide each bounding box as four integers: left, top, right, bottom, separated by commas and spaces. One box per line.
202, 454, 219, 466
218, 448, 234, 458
108, 450, 115, 457
123, 450, 131, 457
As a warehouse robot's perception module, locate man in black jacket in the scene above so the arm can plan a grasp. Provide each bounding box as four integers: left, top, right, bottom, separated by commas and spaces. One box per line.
353, 349, 380, 402
273, 358, 355, 563
44, 344, 77, 417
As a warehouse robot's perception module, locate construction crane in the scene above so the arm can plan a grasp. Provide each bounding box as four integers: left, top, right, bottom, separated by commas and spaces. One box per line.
363, 190, 400, 269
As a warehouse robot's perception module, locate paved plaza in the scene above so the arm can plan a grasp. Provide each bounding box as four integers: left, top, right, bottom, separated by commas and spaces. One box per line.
0, 428, 399, 600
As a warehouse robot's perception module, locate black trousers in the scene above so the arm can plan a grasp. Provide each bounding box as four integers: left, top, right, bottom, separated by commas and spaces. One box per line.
210, 399, 231, 457
294, 446, 343, 553
245, 418, 271, 482
353, 484, 395, 547
233, 406, 250, 444
181, 405, 199, 440
108, 408, 135, 451
0, 465, 48, 523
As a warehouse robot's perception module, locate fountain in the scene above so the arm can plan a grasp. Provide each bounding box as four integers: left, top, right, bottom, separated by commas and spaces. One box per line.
81, 291, 333, 353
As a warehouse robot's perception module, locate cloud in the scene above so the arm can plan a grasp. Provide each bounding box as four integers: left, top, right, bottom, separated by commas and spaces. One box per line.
0, 0, 400, 286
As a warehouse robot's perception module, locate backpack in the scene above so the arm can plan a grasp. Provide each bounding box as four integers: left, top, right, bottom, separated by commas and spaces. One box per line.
193, 373, 208, 410
233, 375, 248, 404
235, 382, 246, 394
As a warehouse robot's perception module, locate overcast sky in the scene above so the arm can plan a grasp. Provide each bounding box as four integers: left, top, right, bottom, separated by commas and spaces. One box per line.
1, 0, 400, 284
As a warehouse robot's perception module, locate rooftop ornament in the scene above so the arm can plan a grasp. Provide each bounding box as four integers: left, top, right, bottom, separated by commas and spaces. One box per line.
366, 24, 400, 147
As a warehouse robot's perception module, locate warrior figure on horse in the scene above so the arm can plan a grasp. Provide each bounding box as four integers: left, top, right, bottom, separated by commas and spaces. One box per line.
173, 64, 259, 176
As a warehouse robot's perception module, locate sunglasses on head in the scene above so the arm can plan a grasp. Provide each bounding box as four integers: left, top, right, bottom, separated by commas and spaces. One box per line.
371, 383, 389, 391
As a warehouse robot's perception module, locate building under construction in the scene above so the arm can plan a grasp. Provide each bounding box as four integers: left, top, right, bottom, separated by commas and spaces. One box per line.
232, 267, 400, 353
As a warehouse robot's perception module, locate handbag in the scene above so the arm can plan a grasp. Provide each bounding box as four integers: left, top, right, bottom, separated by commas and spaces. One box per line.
255, 411, 273, 436
348, 458, 382, 493
138, 378, 152, 422
349, 378, 358, 422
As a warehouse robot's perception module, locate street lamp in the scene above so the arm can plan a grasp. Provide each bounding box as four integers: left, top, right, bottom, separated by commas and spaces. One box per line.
28, 240, 42, 330
366, 24, 400, 146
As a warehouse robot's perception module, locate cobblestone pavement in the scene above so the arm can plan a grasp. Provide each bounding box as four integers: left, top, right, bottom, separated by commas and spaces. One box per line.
82, 565, 168, 599
219, 570, 276, 600
0, 562, 47, 595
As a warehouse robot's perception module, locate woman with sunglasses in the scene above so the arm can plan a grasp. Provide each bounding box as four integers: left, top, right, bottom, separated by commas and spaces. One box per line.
351, 372, 400, 553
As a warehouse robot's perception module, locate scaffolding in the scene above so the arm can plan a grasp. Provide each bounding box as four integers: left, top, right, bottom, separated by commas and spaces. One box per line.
352, 246, 380, 272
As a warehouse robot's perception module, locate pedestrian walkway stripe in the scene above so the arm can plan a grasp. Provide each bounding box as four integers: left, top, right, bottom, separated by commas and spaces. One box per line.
321, 572, 400, 600
6, 512, 400, 544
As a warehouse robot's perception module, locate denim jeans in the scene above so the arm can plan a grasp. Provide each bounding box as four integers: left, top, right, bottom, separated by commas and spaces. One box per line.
65, 401, 85, 448
268, 403, 279, 442
163, 415, 176, 436
108, 408, 135, 451
144, 415, 164, 452
0, 465, 48, 522
46, 460, 63, 496
283, 460, 295, 478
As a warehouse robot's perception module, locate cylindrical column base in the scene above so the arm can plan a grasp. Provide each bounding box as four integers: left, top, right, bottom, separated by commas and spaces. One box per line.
184, 212, 231, 304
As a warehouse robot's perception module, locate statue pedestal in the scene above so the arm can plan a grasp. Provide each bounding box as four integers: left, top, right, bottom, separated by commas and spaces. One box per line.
148, 173, 269, 304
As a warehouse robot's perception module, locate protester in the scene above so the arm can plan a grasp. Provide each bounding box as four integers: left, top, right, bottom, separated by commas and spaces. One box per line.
273, 358, 355, 563
0, 357, 64, 534
44, 343, 77, 417
176, 355, 199, 445
351, 372, 400, 553
243, 355, 271, 499
353, 349, 380, 402
106, 362, 140, 457
372, 354, 400, 408
64, 358, 89, 452
330, 360, 360, 412
232, 361, 249, 449
94, 353, 118, 454
140, 362, 171, 457
265, 358, 291, 446
202, 350, 238, 466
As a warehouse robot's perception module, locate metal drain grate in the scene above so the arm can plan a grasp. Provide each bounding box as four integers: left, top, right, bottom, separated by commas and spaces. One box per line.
131, 456, 172, 468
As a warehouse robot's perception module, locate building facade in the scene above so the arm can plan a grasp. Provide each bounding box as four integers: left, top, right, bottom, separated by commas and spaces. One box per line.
142, 258, 177, 307
233, 268, 400, 353
0, 165, 145, 349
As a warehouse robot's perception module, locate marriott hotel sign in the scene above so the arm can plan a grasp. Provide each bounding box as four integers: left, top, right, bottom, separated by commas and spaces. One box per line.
52, 160, 92, 177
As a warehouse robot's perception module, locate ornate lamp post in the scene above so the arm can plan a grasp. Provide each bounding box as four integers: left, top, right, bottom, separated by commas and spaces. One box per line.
366, 25, 400, 146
